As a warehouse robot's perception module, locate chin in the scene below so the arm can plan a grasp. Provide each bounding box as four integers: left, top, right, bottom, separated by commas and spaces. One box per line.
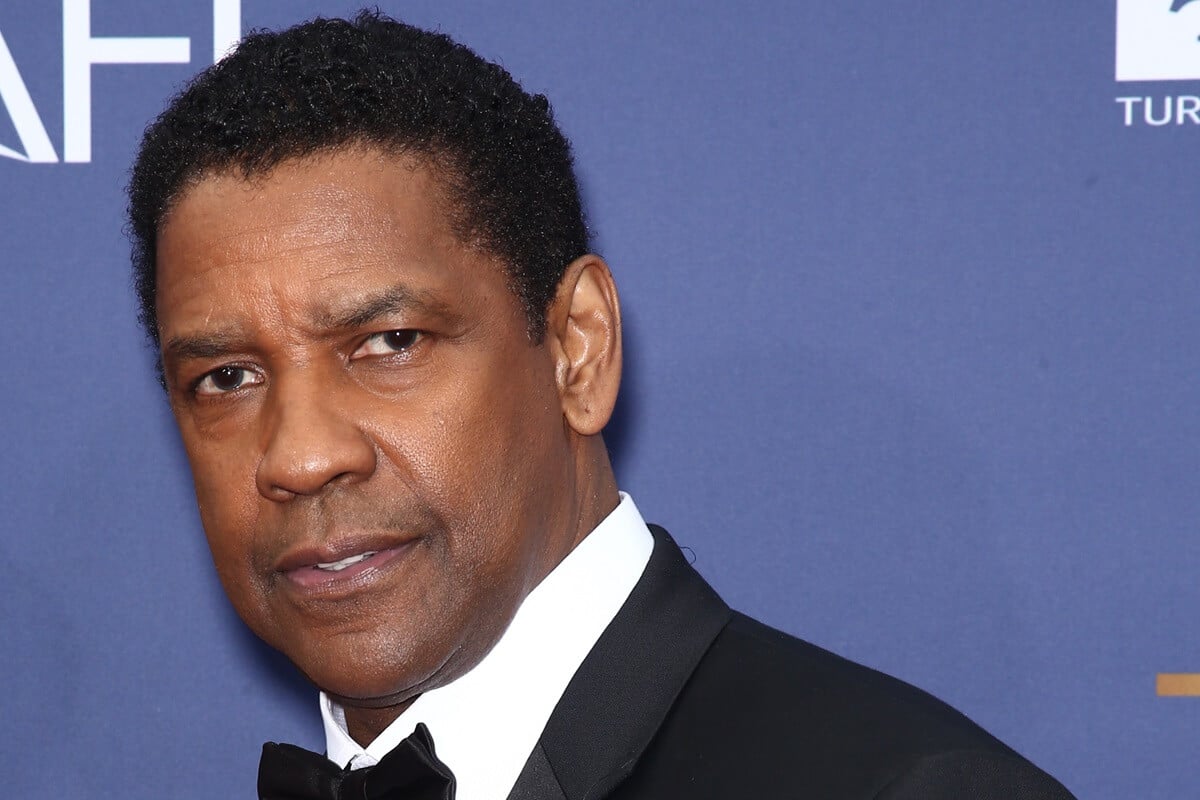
290, 634, 445, 705
322, 680, 421, 710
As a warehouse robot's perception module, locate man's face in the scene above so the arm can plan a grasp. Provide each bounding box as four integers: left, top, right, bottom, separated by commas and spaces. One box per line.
156, 149, 580, 706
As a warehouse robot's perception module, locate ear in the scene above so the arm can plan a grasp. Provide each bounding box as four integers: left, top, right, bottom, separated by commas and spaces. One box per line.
546, 254, 623, 436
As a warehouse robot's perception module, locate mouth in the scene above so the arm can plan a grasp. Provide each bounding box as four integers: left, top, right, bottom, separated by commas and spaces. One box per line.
276, 538, 417, 595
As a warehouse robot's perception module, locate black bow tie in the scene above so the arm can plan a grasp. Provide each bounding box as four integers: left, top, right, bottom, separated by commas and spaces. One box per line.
258, 723, 456, 800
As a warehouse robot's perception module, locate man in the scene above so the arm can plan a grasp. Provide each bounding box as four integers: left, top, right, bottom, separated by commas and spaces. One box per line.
129, 11, 1076, 800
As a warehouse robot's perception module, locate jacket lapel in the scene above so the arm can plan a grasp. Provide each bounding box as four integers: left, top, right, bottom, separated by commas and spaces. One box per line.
507, 525, 732, 800
506, 743, 566, 800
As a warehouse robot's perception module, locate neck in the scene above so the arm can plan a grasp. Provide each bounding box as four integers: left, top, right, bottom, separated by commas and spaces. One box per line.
346, 699, 416, 747
558, 439, 622, 560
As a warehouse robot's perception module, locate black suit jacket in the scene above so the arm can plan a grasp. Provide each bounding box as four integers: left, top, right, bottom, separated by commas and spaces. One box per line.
507, 526, 1076, 800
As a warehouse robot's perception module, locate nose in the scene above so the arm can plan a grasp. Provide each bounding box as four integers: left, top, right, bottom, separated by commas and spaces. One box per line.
255, 373, 377, 501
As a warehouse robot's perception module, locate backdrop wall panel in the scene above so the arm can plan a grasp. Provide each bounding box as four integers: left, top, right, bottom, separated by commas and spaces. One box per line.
1, 2, 1194, 797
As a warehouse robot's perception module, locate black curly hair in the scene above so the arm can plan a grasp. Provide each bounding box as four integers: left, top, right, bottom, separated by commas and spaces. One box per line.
127, 10, 589, 346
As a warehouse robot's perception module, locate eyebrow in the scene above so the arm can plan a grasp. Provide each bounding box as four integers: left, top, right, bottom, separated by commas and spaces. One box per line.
161, 284, 462, 364
315, 284, 460, 330
162, 331, 245, 363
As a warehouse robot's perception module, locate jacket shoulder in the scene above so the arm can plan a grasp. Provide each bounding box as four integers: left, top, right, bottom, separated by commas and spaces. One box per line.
617, 613, 1074, 799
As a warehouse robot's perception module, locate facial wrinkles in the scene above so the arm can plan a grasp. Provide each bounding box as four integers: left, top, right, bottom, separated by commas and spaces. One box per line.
162, 163, 478, 367
158, 150, 591, 715
163, 176, 385, 316
169, 244, 348, 367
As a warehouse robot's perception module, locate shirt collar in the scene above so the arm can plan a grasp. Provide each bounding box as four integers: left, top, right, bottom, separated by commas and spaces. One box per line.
320, 492, 654, 800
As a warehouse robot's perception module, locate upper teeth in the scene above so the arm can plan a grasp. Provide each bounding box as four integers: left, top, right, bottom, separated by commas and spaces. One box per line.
315, 551, 377, 571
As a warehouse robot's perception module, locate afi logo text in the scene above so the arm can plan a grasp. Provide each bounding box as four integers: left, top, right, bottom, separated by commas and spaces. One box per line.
0, 0, 241, 163
1116, 0, 1200, 81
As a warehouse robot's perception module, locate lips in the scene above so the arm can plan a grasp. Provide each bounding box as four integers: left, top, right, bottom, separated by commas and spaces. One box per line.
275, 535, 417, 594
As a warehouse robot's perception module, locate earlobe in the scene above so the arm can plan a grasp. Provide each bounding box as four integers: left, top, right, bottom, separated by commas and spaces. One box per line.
548, 255, 623, 436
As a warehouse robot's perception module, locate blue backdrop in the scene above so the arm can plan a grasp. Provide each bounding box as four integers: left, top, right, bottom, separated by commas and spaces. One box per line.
2, 2, 1195, 797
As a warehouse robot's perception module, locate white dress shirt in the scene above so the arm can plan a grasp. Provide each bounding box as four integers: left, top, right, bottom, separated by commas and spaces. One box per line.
320, 492, 654, 800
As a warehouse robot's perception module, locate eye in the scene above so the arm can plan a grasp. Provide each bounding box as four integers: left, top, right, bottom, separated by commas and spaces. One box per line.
194, 365, 263, 396
353, 329, 423, 359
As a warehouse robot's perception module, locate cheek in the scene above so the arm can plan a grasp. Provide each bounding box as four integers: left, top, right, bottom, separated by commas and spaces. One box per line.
370, 360, 563, 546
179, 414, 259, 513
190, 458, 256, 542
181, 431, 264, 597
448, 370, 566, 555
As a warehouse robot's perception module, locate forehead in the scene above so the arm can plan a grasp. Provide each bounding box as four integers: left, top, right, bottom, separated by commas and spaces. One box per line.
154, 149, 502, 338
159, 149, 449, 278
